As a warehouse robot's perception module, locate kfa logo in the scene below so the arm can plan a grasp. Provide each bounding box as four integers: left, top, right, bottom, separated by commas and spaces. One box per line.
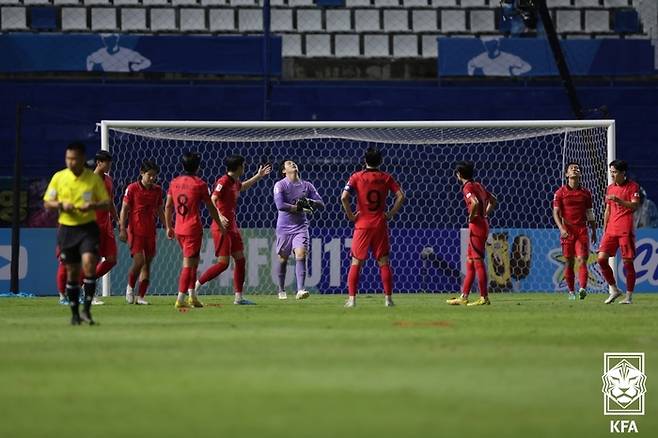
602, 353, 646, 433
610, 421, 638, 434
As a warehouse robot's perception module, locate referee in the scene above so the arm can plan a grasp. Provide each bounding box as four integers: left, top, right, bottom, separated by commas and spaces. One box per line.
44, 142, 110, 325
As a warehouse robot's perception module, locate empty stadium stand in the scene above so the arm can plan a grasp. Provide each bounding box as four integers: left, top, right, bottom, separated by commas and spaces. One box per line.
0, 0, 654, 58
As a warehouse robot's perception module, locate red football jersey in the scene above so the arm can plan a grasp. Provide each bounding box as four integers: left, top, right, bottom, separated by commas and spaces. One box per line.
606, 179, 640, 236
95, 173, 113, 232
123, 181, 163, 237
167, 175, 211, 236
462, 181, 492, 226
345, 169, 401, 229
553, 185, 593, 227
212, 175, 242, 233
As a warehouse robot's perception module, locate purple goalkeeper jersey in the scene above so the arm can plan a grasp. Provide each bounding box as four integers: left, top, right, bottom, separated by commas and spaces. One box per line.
273, 177, 324, 234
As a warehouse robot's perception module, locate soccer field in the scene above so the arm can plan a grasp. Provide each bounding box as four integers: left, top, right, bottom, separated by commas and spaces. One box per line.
1, 293, 656, 438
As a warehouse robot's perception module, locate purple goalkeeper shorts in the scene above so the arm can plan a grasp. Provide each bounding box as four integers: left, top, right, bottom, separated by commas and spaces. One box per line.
276, 230, 309, 257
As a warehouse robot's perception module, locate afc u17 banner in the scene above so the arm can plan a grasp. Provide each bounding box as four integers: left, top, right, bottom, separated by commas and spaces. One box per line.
2, 228, 658, 295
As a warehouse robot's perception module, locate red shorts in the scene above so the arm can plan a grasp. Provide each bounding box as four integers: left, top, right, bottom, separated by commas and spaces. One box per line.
351, 225, 389, 260
467, 222, 488, 260
129, 232, 157, 258
99, 229, 117, 259
211, 228, 244, 258
561, 226, 589, 258
177, 233, 202, 258
599, 233, 636, 259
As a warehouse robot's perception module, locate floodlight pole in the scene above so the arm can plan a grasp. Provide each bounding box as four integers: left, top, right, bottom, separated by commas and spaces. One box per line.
535, 0, 584, 119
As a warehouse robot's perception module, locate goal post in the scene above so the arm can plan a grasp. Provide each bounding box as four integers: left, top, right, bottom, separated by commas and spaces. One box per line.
99, 120, 616, 297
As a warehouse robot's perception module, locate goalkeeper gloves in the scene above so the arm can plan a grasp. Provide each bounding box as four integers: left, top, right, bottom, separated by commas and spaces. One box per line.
295, 198, 315, 213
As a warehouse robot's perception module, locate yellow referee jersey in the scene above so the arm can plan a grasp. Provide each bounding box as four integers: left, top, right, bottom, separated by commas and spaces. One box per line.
43, 168, 109, 226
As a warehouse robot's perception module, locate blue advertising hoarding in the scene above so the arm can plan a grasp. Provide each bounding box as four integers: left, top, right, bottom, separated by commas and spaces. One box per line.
2, 228, 657, 296
0, 33, 282, 75
438, 37, 654, 77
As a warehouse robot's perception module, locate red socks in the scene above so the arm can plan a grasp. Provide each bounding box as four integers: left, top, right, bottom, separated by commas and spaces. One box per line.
380, 265, 393, 296
347, 264, 360, 297
624, 261, 636, 292
56, 263, 67, 295
346, 264, 393, 297
462, 261, 475, 296
199, 261, 229, 285
474, 259, 488, 297
96, 260, 116, 278
178, 267, 194, 293
578, 263, 588, 290
564, 265, 575, 292
598, 258, 617, 286
598, 258, 635, 292
138, 279, 149, 298
128, 271, 138, 289
188, 268, 197, 291
462, 260, 487, 297
233, 258, 246, 293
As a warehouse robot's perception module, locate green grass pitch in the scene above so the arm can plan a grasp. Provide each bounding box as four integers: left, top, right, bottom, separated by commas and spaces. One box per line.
1, 293, 656, 438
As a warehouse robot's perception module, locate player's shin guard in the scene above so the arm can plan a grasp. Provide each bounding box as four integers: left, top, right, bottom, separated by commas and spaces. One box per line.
623, 261, 636, 293
56, 263, 67, 295
564, 265, 575, 292
578, 263, 588, 290
347, 264, 361, 297
295, 259, 306, 292
138, 279, 149, 298
474, 259, 488, 297
462, 261, 475, 296
379, 264, 393, 296
277, 261, 286, 293
199, 261, 229, 285
66, 282, 80, 314
597, 258, 616, 286
82, 278, 96, 312
178, 267, 191, 293
234, 258, 246, 293
95, 260, 116, 278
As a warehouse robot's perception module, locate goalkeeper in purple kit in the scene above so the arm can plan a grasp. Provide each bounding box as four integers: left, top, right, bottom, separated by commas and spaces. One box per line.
273, 160, 324, 300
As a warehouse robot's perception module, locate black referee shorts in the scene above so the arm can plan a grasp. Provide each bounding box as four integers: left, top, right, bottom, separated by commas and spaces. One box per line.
57, 222, 100, 264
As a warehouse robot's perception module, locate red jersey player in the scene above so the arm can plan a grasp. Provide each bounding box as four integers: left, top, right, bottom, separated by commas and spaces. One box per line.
599, 160, 640, 304
447, 161, 497, 306
195, 155, 272, 305
340, 147, 405, 308
119, 160, 165, 305
92, 151, 119, 305
552, 162, 597, 301
164, 152, 225, 309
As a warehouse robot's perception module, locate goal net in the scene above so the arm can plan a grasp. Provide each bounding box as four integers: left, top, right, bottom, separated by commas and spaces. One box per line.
100, 121, 614, 296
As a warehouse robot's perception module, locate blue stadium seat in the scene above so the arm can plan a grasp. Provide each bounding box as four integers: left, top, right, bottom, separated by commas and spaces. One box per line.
30, 6, 57, 31
316, 0, 345, 6
614, 8, 640, 33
